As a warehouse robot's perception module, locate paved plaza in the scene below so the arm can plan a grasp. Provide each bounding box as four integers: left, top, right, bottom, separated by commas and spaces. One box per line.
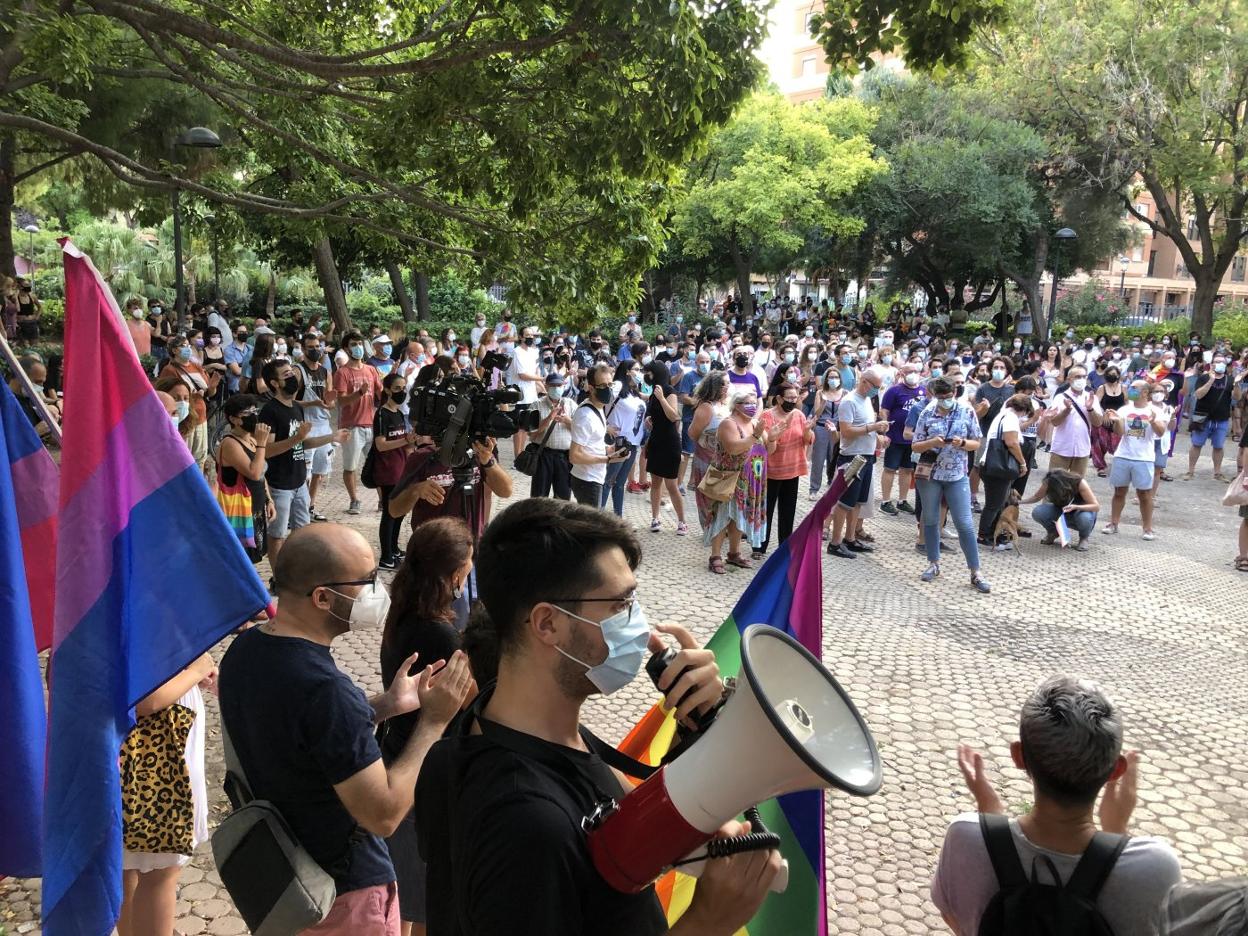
3, 437, 1246, 935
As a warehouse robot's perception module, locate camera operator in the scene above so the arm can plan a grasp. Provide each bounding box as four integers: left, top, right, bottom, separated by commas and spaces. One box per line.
416, 499, 781, 936
569, 362, 632, 507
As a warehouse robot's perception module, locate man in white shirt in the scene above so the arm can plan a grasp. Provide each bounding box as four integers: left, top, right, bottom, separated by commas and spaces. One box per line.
469, 313, 488, 350
506, 326, 543, 461
932, 676, 1181, 936
568, 363, 629, 506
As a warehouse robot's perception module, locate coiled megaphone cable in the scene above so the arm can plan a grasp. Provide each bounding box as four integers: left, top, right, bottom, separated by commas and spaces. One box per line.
671, 806, 781, 867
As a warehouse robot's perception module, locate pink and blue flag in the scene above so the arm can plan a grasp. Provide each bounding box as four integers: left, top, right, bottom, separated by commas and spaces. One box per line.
0, 377, 53, 878
620, 460, 866, 934
41, 241, 270, 935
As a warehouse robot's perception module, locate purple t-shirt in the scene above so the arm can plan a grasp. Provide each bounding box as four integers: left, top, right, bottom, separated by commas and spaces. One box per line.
727, 369, 762, 398
881, 383, 927, 443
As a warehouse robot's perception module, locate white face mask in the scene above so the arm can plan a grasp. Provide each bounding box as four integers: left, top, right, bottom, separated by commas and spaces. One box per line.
326, 581, 391, 630
1151, 392, 1166, 403
1070, 378, 1087, 393
903, 372, 920, 387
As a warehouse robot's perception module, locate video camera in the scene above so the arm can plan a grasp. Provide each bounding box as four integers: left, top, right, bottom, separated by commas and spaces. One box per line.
408, 350, 540, 468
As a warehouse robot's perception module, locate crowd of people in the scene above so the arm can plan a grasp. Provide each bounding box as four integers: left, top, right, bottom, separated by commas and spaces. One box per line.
7, 290, 1248, 936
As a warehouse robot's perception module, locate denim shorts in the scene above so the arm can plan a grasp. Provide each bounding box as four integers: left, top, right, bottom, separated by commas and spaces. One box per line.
836, 454, 875, 507
883, 442, 912, 471
1190, 418, 1229, 449
269, 484, 310, 538
681, 419, 695, 455
1108, 457, 1153, 491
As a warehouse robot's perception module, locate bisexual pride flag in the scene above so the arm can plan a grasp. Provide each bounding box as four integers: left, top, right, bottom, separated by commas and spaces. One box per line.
0, 378, 55, 878
41, 241, 270, 936
620, 459, 870, 935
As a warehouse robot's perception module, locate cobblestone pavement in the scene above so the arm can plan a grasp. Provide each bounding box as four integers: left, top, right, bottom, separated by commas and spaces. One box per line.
4, 436, 1246, 935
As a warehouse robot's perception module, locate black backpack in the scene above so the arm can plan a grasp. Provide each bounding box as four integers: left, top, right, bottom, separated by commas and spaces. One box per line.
977, 813, 1128, 936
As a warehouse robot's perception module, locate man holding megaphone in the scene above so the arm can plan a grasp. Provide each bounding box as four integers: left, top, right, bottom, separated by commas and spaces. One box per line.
415, 498, 783, 936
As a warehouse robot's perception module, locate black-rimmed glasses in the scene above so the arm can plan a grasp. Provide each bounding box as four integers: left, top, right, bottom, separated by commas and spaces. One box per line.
305, 569, 379, 596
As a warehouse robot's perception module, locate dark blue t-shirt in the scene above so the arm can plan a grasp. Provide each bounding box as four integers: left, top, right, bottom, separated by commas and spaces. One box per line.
218, 627, 394, 894
676, 368, 701, 423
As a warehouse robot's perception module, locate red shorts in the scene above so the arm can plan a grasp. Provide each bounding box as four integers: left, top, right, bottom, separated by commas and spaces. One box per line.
301, 882, 400, 936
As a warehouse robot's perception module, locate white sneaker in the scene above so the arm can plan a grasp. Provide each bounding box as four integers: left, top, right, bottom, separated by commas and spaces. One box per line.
1142, 530, 1156, 541
1101, 523, 1118, 535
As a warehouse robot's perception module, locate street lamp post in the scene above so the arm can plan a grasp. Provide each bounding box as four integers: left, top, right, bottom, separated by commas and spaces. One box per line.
170, 127, 222, 318
21, 223, 39, 277
1118, 256, 1129, 300
1046, 227, 1078, 339
203, 213, 221, 301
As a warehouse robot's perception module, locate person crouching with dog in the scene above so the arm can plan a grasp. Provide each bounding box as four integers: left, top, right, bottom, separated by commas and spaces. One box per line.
978, 395, 1034, 551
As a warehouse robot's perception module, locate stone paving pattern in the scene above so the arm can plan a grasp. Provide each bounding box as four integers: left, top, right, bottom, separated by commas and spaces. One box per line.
3, 435, 1246, 935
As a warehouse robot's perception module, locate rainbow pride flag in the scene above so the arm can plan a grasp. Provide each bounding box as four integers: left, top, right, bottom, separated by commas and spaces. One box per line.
620, 463, 857, 935
41, 241, 270, 936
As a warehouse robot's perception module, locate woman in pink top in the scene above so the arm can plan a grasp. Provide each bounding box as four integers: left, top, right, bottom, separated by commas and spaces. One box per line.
758, 381, 814, 556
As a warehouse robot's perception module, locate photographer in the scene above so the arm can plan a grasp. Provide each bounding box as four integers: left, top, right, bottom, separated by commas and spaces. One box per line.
416, 499, 781, 936
569, 362, 631, 507
387, 438, 514, 538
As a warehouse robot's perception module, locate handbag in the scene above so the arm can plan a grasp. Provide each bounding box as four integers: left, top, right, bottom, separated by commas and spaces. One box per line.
212, 721, 336, 936
981, 418, 1021, 481
515, 412, 559, 476
698, 464, 741, 502
121, 703, 197, 855
1222, 468, 1248, 507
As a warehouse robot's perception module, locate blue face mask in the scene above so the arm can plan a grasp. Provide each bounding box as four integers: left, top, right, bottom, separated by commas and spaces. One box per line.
868, 386, 879, 399
697, 362, 710, 375
178, 346, 193, 362
350, 345, 365, 360
938, 397, 956, 410
553, 601, 651, 695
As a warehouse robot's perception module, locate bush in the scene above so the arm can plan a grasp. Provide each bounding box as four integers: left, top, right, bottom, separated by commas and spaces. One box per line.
427, 271, 497, 322
32, 268, 63, 300
1067, 322, 1193, 342
1053, 281, 1124, 327
37, 298, 65, 337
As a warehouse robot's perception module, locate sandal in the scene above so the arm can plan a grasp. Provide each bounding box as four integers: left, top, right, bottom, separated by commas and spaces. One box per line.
1235, 556, 1248, 572
725, 552, 753, 569
709, 555, 727, 574
1214, 472, 1231, 483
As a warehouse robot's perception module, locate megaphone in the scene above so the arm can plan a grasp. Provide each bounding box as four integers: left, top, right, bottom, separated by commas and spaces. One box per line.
587, 624, 883, 894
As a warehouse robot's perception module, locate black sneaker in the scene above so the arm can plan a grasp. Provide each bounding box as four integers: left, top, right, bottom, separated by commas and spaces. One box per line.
379, 557, 400, 571
897, 500, 915, 514
1017, 528, 1032, 538
393, 549, 406, 561
879, 501, 899, 516
826, 542, 857, 559
844, 540, 874, 553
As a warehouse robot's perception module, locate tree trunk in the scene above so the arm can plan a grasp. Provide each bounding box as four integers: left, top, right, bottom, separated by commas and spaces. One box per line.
412, 270, 430, 321
386, 261, 414, 321
0, 133, 16, 278
311, 236, 351, 334
1190, 275, 1220, 341
265, 272, 277, 317
727, 235, 754, 316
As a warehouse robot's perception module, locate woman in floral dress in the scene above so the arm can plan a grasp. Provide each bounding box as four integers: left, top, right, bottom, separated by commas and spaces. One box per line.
704, 386, 775, 571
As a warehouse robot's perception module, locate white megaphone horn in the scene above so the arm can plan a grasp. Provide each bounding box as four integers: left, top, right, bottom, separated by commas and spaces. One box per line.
586, 624, 883, 894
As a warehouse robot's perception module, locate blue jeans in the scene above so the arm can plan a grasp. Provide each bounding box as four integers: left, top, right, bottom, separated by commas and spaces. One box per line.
915, 476, 980, 571
809, 425, 837, 493
601, 447, 639, 516
1032, 503, 1097, 540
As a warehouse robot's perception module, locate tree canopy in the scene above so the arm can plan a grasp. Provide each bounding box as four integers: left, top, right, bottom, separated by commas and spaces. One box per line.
990, 0, 1248, 338
671, 91, 885, 314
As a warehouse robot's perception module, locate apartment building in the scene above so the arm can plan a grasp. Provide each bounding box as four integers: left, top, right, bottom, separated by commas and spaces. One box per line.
758, 0, 903, 102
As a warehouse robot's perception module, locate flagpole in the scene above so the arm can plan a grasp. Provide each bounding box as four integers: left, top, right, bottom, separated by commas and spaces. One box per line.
0, 330, 62, 445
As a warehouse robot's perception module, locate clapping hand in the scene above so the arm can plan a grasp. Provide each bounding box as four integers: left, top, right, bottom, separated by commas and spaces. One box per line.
253, 423, 272, 446
957, 744, 1006, 815
1098, 751, 1140, 834
419, 651, 475, 729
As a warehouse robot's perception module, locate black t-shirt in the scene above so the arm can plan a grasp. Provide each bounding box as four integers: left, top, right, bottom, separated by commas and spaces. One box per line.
259, 396, 307, 490
416, 705, 667, 936
372, 406, 410, 487
1194, 374, 1233, 420
378, 618, 460, 763
218, 628, 394, 894
974, 382, 1014, 432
